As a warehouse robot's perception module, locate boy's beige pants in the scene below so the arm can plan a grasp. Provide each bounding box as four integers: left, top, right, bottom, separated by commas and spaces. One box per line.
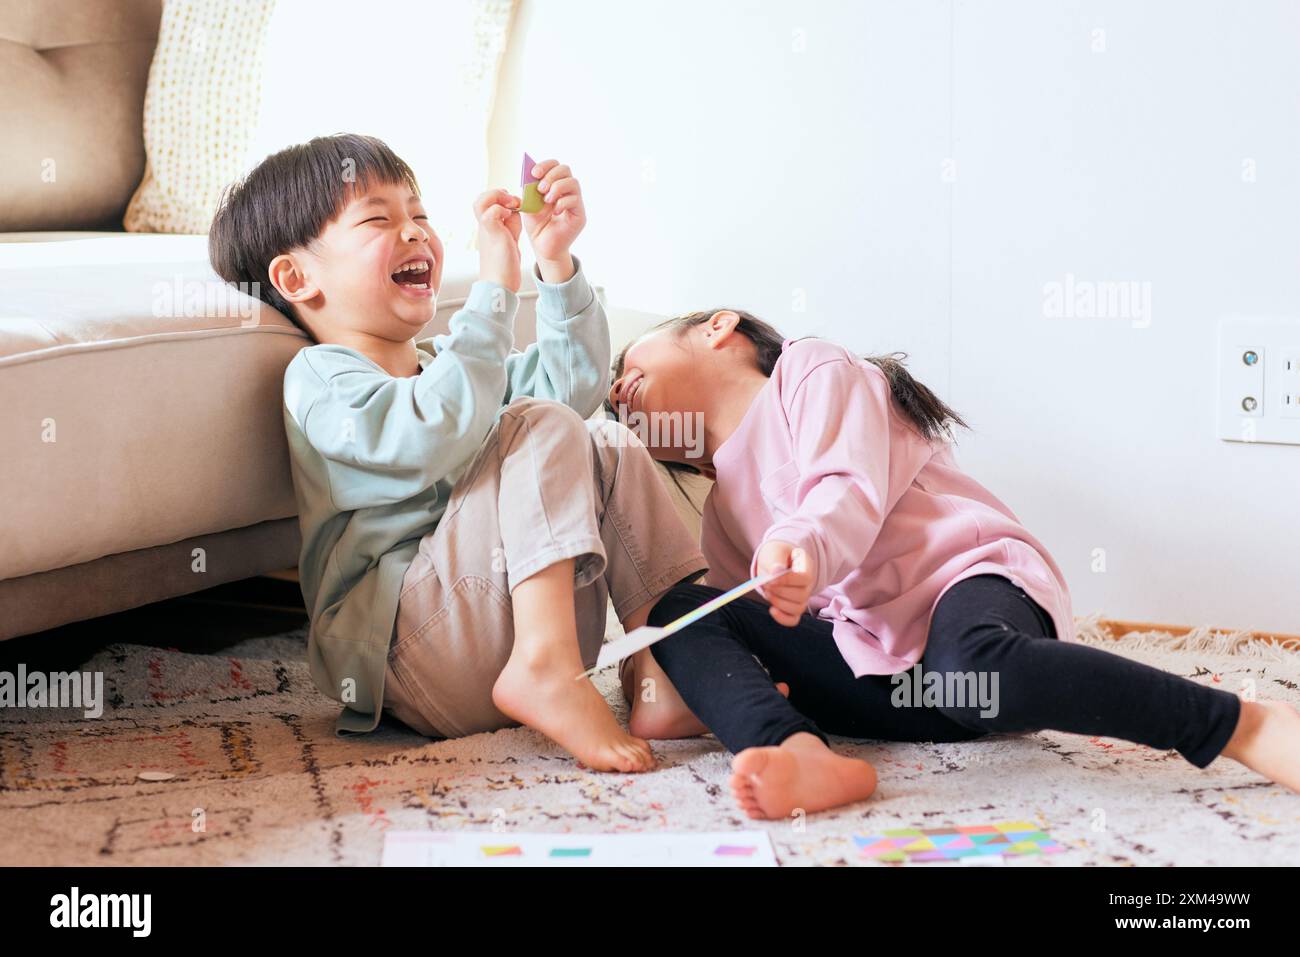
382, 396, 708, 738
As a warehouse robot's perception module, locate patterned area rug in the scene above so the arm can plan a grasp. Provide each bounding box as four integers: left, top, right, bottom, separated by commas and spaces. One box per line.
2, 612, 1297, 866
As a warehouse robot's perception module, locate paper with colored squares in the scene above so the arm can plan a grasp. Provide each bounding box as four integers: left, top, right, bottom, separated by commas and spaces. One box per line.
854, 821, 1067, 863
381, 831, 777, 867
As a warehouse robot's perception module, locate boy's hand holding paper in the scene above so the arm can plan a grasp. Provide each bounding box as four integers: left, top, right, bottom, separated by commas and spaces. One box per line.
474, 187, 523, 292
473, 153, 587, 291
519, 154, 586, 283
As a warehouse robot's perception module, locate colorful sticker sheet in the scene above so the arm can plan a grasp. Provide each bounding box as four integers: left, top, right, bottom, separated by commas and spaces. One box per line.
854, 821, 1067, 863
382, 831, 777, 867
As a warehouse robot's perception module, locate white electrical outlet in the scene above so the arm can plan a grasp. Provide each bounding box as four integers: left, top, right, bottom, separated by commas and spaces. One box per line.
1218, 318, 1300, 445
1282, 351, 1300, 420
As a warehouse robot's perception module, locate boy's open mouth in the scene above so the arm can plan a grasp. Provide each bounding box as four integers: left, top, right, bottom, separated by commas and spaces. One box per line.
390, 257, 433, 293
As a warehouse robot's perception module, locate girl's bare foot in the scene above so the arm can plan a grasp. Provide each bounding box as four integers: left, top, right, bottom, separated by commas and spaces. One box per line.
730, 732, 877, 820
1218, 699, 1300, 793
623, 649, 789, 740
492, 643, 655, 773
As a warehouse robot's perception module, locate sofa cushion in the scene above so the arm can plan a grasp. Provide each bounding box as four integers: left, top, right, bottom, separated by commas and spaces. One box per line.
0, 0, 162, 231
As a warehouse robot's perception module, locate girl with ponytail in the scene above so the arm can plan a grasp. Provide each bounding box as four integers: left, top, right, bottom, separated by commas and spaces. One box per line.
606, 309, 1295, 819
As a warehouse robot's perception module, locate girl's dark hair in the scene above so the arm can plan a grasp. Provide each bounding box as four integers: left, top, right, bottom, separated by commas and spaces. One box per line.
609, 309, 968, 487
209, 133, 420, 338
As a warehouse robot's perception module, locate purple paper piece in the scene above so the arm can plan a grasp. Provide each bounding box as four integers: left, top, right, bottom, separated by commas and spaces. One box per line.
714, 845, 756, 856
522, 152, 539, 184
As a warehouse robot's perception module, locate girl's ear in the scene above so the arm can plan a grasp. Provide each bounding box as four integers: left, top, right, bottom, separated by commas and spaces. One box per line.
704, 309, 742, 347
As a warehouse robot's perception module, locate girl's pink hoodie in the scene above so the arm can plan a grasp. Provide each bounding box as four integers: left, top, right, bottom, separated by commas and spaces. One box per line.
702, 338, 1075, 677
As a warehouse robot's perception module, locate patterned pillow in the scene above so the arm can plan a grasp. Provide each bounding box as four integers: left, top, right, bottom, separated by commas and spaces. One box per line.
125, 0, 518, 241
124, 0, 276, 234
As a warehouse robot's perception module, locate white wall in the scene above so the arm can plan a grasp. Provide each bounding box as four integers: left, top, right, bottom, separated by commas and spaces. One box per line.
492, 0, 1300, 634
252, 0, 506, 253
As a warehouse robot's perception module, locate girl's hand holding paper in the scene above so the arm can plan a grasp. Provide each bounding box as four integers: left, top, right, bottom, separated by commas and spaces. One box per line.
753, 540, 817, 626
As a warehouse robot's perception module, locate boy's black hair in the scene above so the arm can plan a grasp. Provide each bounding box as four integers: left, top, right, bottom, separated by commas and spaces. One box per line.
208, 133, 420, 337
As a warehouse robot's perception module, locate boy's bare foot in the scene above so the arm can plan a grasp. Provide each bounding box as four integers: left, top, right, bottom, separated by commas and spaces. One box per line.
622, 648, 789, 740
730, 732, 877, 820
1218, 699, 1300, 793
492, 644, 654, 773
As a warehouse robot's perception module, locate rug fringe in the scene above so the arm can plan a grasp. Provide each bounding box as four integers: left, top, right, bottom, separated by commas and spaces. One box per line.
1071, 612, 1300, 661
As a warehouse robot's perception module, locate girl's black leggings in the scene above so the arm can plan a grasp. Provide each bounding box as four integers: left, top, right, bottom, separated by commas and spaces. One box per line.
647, 574, 1242, 769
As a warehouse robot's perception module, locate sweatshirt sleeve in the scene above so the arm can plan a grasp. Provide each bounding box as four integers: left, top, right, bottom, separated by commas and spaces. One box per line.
502, 255, 611, 417
297, 281, 516, 510
753, 357, 891, 596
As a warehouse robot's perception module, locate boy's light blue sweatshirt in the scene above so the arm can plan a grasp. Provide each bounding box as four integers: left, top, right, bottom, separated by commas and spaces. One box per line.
281, 259, 610, 735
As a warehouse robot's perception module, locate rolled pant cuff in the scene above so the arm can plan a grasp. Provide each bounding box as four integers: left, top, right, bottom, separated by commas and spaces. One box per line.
610, 555, 710, 623
506, 536, 607, 593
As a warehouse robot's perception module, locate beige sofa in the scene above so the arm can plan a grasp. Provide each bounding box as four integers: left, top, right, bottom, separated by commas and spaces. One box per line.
0, 0, 672, 641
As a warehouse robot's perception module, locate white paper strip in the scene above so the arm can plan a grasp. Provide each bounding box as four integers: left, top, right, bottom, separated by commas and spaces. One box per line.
581, 567, 792, 677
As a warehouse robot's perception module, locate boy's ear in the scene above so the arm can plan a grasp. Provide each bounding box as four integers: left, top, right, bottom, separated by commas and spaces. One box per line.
268, 253, 320, 305
704, 310, 742, 348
